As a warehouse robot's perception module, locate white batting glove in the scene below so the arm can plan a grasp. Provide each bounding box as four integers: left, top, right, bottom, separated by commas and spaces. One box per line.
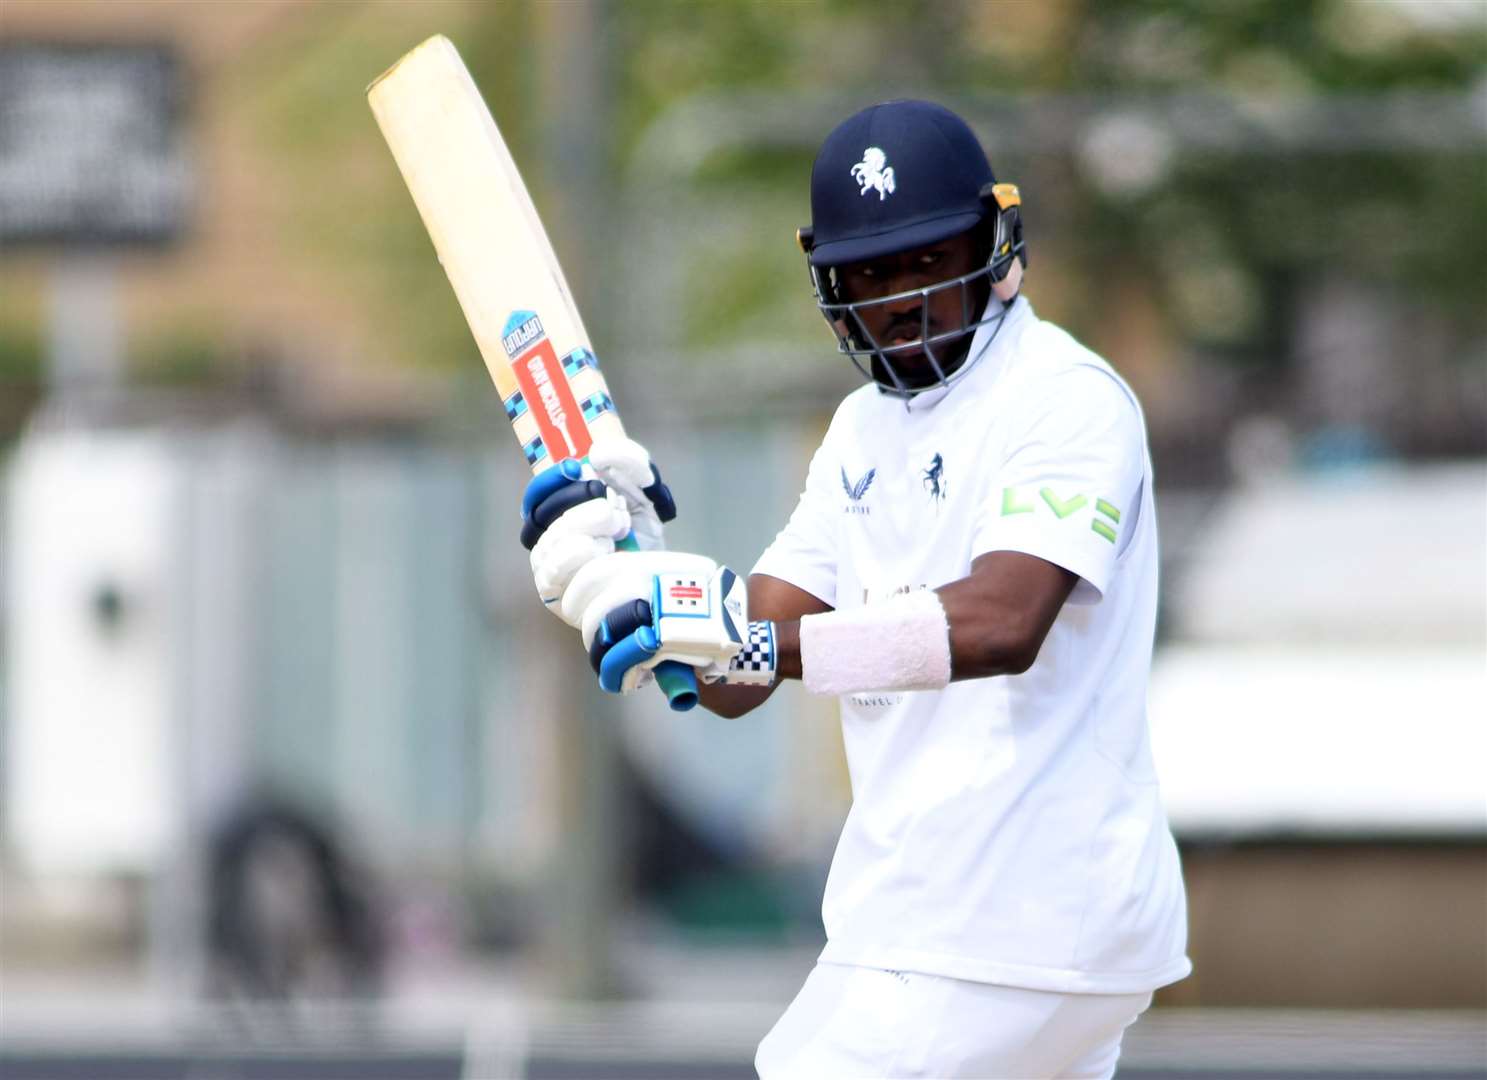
522, 459, 631, 620
530, 491, 631, 619
562, 551, 772, 694
586, 437, 676, 552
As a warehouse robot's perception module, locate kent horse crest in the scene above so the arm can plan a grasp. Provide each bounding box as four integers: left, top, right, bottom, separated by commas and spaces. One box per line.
850, 147, 896, 200
923, 453, 946, 503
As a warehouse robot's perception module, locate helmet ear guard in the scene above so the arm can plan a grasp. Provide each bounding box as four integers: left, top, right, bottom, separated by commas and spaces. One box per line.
991, 252, 1024, 302
796, 225, 847, 308
978, 182, 1027, 302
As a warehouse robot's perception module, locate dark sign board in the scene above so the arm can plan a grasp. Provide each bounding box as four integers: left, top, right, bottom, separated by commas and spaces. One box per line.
0, 43, 190, 248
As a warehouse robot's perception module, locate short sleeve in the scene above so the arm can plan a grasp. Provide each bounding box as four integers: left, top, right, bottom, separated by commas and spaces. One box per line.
971, 367, 1145, 603
751, 439, 840, 607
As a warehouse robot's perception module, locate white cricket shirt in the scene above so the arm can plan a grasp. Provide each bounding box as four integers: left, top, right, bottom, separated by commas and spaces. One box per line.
754, 297, 1191, 994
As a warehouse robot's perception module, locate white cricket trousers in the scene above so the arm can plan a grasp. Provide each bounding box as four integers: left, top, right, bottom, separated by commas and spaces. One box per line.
755, 962, 1152, 1080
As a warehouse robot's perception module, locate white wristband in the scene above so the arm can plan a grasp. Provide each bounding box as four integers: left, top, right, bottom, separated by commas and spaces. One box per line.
799, 589, 951, 696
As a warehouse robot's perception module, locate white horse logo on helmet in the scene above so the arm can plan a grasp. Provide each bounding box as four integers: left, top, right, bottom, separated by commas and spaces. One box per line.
850, 147, 896, 200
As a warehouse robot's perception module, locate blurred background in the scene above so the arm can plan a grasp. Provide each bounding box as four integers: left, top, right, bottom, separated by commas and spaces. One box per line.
1, 1, 1484, 1077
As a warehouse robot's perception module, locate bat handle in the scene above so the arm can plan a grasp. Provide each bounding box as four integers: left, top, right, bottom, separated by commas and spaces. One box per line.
616, 534, 699, 712
652, 661, 699, 713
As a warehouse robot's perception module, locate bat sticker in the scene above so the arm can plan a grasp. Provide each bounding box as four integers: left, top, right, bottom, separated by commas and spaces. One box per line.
503, 310, 589, 461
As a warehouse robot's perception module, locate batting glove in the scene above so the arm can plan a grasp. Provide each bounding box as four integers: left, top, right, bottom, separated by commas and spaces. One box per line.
587, 437, 676, 552
561, 551, 777, 694
521, 439, 678, 620
523, 459, 631, 619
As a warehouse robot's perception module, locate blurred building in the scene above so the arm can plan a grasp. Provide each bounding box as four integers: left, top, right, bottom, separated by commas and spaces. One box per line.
1151, 462, 1487, 1007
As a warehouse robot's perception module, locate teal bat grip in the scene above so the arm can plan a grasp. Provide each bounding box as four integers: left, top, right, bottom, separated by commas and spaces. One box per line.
652, 660, 699, 712
616, 534, 698, 712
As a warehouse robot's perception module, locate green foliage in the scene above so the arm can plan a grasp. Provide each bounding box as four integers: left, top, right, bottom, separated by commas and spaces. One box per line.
609, 0, 966, 156
0, 321, 42, 383
608, 0, 1482, 368
689, 144, 816, 192
131, 323, 225, 386
234, 2, 537, 375
1066, 0, 1487, 91
256, 0, 1487, 387
682, 224, 818, 347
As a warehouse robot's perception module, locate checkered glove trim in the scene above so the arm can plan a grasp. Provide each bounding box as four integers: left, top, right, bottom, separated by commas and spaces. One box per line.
725, 620, 776, 686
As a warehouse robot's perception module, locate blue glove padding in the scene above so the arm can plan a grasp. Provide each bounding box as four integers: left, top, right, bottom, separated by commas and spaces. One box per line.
588, 598, 658, 692
521, 459, 609, 551
519, 454, 676, 552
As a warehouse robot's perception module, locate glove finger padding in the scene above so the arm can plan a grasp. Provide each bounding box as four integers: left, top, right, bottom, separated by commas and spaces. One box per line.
532, 532, 615, 616
529, 495, 632, 619
521, 477, 609, 551
588, 437, 676, 551
588, 598, 652, 675
587, 600, 659, 695
586, 438, 653, 499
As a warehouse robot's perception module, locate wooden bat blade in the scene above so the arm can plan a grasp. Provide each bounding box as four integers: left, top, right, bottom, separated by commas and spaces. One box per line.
367, 34, 623, 472
368, 35, 699, 712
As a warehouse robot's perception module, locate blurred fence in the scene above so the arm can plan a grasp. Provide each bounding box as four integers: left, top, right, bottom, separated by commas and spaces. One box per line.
0, 405, 851, 991
2, 996, 1484, 1080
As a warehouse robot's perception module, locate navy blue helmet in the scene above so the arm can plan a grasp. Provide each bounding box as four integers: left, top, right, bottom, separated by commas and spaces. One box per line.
797, 100, 1027, 397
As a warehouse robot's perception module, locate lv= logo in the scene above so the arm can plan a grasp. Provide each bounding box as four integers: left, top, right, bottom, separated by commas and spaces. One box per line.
1001, 486, 1122, 543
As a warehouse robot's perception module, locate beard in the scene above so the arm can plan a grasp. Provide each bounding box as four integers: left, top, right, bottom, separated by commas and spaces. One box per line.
854, 275, 993, 394
868, 327, 977, 392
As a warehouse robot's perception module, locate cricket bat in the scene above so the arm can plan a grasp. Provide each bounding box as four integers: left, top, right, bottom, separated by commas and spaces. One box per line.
368, 34, 697, 711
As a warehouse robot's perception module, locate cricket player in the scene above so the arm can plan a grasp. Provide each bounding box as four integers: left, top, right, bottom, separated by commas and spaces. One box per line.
521, 100, 1190, 1078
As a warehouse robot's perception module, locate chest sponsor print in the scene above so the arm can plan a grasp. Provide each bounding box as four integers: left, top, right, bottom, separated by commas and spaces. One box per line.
841, 466, 876, 515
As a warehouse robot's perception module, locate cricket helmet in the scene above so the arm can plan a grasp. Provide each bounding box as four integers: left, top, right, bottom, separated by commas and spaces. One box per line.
796, 100, 1027, 398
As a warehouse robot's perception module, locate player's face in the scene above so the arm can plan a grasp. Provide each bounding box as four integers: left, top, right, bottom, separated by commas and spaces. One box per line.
834, 230, 989, 389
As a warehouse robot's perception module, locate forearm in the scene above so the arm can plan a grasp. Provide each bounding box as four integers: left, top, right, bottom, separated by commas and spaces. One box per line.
697, 680, 773, 718
586, 557, 1061, 709
937, 575, 1065, 680
714, 555, 1074, 703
